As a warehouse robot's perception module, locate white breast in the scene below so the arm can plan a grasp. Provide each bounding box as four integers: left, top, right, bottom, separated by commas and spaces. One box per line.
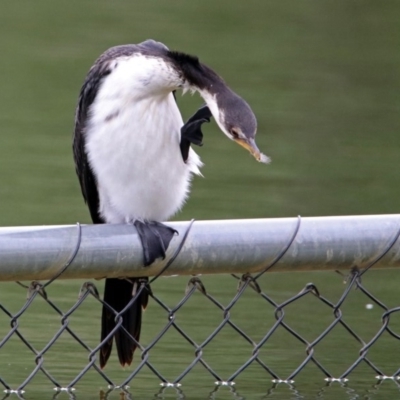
85, 55, 202, 223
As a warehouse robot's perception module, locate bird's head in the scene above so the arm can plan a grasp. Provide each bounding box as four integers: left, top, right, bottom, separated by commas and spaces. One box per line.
167, 49, 270, 163
203, 88, 270, 164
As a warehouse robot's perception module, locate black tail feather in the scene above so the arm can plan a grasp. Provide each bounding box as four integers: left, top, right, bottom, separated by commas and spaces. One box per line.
100, 277, 149, 368
100, 221, 174, 368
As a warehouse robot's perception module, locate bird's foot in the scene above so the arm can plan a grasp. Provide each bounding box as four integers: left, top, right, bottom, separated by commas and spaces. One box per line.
134, 220, 177, 266
180, 104, 212, 162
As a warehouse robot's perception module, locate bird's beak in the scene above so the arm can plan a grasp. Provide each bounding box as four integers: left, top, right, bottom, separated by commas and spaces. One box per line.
234, 138, 270, 164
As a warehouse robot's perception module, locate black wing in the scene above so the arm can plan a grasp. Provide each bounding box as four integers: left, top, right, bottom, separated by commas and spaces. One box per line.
73, 61, 110, 224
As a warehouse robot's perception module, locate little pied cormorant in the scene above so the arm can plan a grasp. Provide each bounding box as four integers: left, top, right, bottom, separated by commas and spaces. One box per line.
73, 39, 269, 369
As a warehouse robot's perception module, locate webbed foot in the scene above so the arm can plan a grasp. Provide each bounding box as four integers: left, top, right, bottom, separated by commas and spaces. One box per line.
180, 104, 212, 162
134, 220, 177, 266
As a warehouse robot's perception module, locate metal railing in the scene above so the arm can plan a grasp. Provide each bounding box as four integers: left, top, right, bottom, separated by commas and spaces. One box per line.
1, 215, 400, 397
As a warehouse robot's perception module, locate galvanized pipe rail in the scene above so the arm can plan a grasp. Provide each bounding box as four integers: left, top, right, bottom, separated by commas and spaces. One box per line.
0, 215, 400, 282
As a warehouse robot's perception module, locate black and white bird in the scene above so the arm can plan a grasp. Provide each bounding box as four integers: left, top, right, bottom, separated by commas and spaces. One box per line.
73, 39, 268, 369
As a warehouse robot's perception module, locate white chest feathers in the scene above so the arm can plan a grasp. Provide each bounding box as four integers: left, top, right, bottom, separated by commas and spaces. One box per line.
85, 55, 202, 223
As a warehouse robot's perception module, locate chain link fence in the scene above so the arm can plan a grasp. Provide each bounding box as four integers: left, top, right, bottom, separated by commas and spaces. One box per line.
1, 216, 400, 397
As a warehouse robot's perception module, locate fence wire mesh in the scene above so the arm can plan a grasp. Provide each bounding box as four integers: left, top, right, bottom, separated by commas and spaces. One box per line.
1, 218, 400, 398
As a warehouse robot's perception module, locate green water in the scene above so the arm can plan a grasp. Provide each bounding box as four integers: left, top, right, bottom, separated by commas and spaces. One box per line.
1, 0, 400, 398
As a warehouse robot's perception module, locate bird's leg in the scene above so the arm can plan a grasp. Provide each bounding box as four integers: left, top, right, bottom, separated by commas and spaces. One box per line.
134, 220, 177, 266
180, 104, 213, 162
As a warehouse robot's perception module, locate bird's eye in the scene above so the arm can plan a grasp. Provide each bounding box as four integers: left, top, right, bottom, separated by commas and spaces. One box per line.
230, 128, 240, 139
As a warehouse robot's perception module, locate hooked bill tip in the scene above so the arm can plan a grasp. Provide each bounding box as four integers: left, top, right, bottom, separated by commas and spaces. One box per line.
256, 153, 271, 164
234, 137, 270, 165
